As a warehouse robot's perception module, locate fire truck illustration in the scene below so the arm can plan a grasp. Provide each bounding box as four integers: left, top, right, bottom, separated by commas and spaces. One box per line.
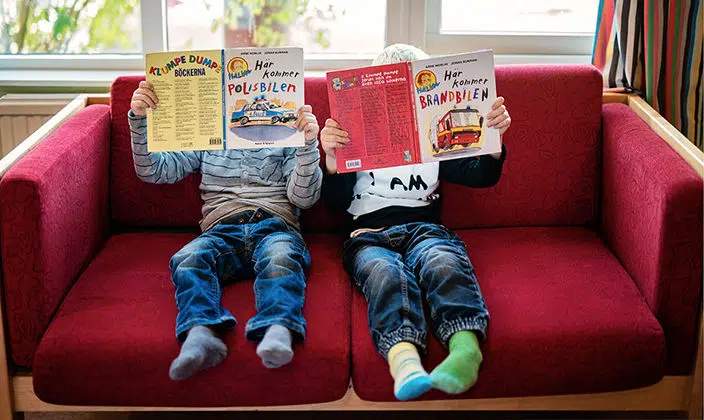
432, 107, 484, 153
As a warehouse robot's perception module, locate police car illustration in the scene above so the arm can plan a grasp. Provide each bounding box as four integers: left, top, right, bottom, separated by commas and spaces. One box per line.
230, 101, 296, 125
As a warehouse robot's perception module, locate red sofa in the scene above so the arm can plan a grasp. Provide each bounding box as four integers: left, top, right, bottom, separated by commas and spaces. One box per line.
0, 65, 701, 410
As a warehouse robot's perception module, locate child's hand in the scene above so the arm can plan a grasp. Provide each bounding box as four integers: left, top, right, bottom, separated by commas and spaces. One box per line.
296, 105, 320, 146
486, 96, 511, 136
320, 118, 349, 174
130, 81, 158, 116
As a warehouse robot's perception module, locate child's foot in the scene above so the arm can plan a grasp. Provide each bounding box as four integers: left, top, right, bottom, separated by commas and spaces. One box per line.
429, 331, 483, 394
388, 342, 432, 401
169, 325, 227, 381
256, 324, 294, 368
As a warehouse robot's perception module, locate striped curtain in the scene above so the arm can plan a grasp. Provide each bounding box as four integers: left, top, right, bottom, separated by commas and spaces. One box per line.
592, 0, 703, 149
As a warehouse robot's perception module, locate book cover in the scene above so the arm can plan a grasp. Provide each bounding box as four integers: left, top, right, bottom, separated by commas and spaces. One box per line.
325, 50, 500, 172
412, 50, 501, 163
145, 50, 224, 152
144, 47, 304, 152
224, 47, 305, 149
327, 63, 420, 173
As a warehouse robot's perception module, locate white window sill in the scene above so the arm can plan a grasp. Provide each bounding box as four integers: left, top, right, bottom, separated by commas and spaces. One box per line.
0, 55, 592, 89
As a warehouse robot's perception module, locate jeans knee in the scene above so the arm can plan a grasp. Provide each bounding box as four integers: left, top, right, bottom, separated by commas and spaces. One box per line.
359, 259, 406, 296
425, 250, 468, 271
256, 234, 307, 275
170, 246, 212, 274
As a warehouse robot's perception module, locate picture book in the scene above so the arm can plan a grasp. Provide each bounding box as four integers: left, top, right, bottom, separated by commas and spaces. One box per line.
326, 50, 500, 173
145, 47, 304, 152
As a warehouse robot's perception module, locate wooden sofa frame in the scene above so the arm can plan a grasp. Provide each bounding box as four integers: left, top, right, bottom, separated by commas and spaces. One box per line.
0, 93, 701, 418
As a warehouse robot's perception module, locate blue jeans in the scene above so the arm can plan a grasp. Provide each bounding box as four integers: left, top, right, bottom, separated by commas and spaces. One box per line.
343, 222, 489, 358
169, 209, 310, 343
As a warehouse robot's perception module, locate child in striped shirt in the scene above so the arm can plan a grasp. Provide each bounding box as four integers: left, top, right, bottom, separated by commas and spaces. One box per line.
129, 81, 322, 380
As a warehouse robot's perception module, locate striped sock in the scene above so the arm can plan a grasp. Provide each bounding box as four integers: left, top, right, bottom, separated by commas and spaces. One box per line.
388, 342, 432, 401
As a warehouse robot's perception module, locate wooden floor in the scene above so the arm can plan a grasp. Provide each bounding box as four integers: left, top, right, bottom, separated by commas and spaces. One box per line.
24, 412, 687, 419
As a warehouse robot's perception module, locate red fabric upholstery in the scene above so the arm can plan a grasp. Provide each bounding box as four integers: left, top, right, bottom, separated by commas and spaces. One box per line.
299, 77, 347, 233
0, 65, 699, 404
351, 228, 667, 401
32, 233, 351, 406
601, 103, 703, 374
441, 65, 603, 229
0, 105, 111, 367
110, 76, 203, 227
109, 76, 344, 232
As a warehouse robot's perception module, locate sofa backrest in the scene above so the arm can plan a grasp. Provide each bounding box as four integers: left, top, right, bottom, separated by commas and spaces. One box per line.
441, 65, 603, 229
109, 76, 342, 232
110, 65, 602, 231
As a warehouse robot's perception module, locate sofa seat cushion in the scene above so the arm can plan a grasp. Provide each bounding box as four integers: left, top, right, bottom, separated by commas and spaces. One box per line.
32, 232, 351, 407
351, 227, 666, 401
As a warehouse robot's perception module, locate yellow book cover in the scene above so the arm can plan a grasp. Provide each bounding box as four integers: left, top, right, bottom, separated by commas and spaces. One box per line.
145, 50, 224, 152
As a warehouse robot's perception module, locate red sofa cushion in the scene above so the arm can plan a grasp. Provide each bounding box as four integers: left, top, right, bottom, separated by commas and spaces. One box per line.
0, 105, 111, 367
351, 227, 666, 401
32, 233, 351, 407
441, 65, 603, 229
109, 76, 344, 233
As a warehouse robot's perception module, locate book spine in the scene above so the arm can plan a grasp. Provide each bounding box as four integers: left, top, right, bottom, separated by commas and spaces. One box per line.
327, 72, 346, 173
407, 62, 422, 164
221, 49, 227, 150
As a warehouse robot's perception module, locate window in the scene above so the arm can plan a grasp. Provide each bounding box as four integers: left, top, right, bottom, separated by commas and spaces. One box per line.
424, 0, 599, 59
167, 0, 386, 54
166, 0, 387, 69
1, 0, 142, 54
0, 0, 601, 86
439, 0, 598, 35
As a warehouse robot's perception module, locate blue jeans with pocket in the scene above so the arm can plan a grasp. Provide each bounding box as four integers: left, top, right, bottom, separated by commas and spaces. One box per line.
343, 222, 489, 358
169, 209, 309, 343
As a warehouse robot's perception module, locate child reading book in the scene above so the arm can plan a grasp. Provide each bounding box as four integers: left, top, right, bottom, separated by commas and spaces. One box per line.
321, 44, 511, 400
129, 80, 322, 380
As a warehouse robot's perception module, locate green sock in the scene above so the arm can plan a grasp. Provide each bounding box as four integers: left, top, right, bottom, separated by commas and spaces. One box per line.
429, 331, 483, 394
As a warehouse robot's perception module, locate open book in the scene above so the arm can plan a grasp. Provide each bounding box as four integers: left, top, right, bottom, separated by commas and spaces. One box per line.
145, 47, 304, 152
326, 50, 500, 173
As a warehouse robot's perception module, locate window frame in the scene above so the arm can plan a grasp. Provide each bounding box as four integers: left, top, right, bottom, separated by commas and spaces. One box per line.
422, 0, 596, 57
0, 0, 596, 86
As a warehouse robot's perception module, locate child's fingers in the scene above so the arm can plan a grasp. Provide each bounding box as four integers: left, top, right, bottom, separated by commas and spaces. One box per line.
297, 114, 317, 131
325, 118, 341, 128
133, 93, 156, 109
486, 105, 506, 120
137, 87, 159, 105
323, 141, 347, 152
322, 127, 348, 139
495, 117, 511, 129
298, 105, 313, 115
487, 112, 509, 127
492, 96, 505, 109
304, 121, 319, 136
323, 134, 349, 144
130, 103, 147, 116
139, 81, 153, 90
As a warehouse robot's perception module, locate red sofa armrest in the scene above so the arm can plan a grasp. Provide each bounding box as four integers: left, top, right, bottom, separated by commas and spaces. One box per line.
0, 105, 111, 367
601, 103, 703, 374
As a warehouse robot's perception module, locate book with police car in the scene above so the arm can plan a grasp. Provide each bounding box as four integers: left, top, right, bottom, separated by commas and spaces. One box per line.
144, 47, 304, 152
326, 50, 500, 173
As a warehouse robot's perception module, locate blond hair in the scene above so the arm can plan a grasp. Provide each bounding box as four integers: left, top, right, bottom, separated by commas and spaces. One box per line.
372, 44, 429, 65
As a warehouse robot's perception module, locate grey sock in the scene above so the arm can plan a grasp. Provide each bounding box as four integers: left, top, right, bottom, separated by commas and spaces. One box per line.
169, 325, 227, 381
256, 324, 294, 368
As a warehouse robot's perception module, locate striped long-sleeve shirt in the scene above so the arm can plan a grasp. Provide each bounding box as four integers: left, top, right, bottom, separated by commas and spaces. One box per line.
128, 111, 322, 232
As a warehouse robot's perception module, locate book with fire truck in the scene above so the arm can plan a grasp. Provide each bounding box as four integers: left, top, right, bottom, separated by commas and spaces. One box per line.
326, 50, 500, 173
144, 47, 304, 152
